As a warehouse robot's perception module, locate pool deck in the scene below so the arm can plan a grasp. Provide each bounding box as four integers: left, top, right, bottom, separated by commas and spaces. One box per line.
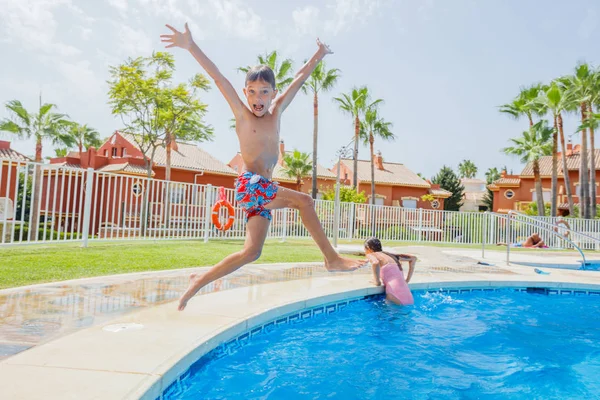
1, 246, 600, 399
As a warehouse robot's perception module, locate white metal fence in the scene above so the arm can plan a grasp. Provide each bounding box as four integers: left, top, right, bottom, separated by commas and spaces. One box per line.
2, 158, 600, 248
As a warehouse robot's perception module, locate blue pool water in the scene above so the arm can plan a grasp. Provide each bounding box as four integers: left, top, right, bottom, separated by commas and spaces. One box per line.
169, 290, 600, 399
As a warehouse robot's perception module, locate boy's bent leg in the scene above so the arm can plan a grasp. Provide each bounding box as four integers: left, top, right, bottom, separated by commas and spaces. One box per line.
177, 217, 270, 311
265, 186, 362, 272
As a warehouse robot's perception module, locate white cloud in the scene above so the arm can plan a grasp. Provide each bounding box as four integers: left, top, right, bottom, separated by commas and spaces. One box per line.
293, 6, 321, 36
78, 26, 93, 40
116, 24, 154, 56
0, 0, 83, 56
54, 59, 103, 98
324, 0, 381, 35
207, 0, 265, 39
108, 0, 128, 14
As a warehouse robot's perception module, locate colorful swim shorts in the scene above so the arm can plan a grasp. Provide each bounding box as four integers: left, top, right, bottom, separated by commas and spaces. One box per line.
235, 172, 279, 221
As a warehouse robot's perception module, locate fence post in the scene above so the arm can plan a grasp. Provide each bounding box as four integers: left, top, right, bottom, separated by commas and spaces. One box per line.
418, 207, 423, 243
506, 212, 511, 266
203, 184, 213, 243
481, 212, 488, 258
348, 202, 355, 240
280, 208, 287, 243
80, 168, 94, 248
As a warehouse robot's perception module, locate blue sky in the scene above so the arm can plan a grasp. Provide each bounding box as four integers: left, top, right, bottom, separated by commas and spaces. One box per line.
1, 0, 599, 180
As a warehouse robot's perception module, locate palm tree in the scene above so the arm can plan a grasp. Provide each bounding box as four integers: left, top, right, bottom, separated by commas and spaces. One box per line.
503, 120, 553, 216
301, 61, 341, 199
499, 84, 545, 127
238, 50, 294, 92
536, 82, 575, 216
483, 167, 501, 211
334, 86, 382, 190
0, 97, 73, 240
587, 68, 600, 217
360, 107, 395, 205
283, 150, 312, 191
458, 160, 478, 179
561, 64, 596, 218
69, 123, 101, 155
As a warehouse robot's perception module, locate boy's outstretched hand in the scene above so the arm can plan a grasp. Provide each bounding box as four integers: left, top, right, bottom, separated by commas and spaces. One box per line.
161, 23, 194, 50
317, 38, 333, 56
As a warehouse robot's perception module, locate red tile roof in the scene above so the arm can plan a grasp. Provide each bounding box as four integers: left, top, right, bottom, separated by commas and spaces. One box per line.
340, 158, 430, 188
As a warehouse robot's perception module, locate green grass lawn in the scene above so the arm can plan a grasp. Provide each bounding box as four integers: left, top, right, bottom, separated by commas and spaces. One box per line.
0, 239, 365, 289
0, 238, 582, 290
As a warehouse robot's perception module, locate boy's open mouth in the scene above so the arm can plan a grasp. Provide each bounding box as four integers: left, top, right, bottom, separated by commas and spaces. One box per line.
253, 104, 264, 113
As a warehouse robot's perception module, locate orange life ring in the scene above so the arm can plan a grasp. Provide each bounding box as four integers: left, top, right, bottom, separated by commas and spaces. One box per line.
212, 200, 235, 231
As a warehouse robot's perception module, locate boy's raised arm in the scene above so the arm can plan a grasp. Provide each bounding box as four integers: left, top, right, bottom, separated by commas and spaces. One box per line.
161, 23, 245, 119
274, 38, 333, 113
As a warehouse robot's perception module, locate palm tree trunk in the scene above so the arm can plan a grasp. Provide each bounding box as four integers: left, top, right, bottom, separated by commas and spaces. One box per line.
369, 133, 376, 237
297, 177, 302, 192
165, 132, 172, 182
588, 103, 597, 218
580, 103, 590, 218
551, 115, 558, 217
558, 113, 575, 216
311, 92, 318, 199
78, 142, 83, 155
353, 115, 360, 191
533, 160, 545, 216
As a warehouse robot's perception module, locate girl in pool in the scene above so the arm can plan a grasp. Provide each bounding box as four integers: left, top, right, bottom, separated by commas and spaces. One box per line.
364, 237, 416, 306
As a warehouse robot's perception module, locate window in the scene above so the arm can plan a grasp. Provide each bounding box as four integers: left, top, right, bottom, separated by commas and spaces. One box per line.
122, 147, 127, 157
576, 185, 581, 197
104, 149, 108, 157
504, 190, 515, 199
112, 147, 118, 157
344, 173, 348, 180
233, 165, 238, 172
531, 190, 551, 203
375, 197, 384, 206
402, 199, 417, 209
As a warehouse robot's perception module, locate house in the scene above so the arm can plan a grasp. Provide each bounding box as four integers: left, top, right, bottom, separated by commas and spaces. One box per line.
460, 178, 488, 212
333, 152, 451, 209
228, 140, 337, 196
0, 141, 30, 237
489, 143, 599, 215
42, 131, 238, 237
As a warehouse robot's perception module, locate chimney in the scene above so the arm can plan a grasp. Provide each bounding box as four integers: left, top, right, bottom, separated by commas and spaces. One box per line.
566, 140, 573, 156
501, 169, 506, 178
374, 151, 384, 170
85, 146, 97, 169
573, 143, 581, 154
0, 141, 9, 150
278, 140, 285, 166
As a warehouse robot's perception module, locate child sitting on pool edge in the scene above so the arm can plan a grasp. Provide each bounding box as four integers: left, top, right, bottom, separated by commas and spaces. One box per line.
364, 237, 416, 306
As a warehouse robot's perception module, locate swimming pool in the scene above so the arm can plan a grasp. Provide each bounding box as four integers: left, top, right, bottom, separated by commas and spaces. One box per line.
163, 288, 600, 399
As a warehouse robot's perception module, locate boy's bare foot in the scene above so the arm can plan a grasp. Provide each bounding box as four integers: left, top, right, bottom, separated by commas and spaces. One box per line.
324, 256, 363, 272
178, 272, 199, 311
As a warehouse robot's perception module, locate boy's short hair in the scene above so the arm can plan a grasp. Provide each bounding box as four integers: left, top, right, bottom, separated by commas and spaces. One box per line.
245, 65, 276, 90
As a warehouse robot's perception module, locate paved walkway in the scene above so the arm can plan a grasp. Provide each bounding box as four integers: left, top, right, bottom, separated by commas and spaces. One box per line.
0, 245, 597, 361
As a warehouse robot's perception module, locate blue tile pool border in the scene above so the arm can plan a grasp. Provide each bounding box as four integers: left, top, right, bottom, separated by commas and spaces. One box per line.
156, 286, 600, 400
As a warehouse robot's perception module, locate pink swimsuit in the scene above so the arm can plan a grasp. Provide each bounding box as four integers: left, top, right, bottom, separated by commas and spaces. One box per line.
380, 263, 414, 305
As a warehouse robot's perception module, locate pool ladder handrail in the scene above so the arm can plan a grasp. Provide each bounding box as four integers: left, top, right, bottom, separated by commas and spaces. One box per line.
481, 211, 588, 268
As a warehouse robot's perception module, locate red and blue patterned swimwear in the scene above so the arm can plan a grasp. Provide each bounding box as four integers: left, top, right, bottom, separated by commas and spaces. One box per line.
235, 172, 279, 221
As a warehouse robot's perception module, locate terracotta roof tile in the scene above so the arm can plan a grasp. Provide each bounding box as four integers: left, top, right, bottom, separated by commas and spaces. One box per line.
494, 178, 521, 186
520, 150, 600, 176
430, 188, 452, 198
341, 158, 430, 188
0, 148, 30, 163
120, 133, 236, 176
98, 162, 151, 176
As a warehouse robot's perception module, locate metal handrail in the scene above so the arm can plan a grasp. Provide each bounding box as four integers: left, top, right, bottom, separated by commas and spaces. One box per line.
494, 211, 588, 267
508, 210, 600, 244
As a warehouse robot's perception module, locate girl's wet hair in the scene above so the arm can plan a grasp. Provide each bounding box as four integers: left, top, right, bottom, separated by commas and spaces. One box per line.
245, 65, 276, 90
364, 237, 402, 269
364, 237, 383, 252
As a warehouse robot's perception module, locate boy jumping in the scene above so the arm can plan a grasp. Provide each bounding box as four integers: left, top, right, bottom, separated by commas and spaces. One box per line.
161, 23, 363, 311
